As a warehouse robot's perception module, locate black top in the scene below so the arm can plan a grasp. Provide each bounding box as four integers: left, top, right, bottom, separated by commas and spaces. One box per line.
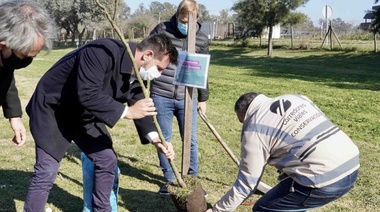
26, 38, 155, 160
0, 65, 22, 118
150, 15, 210, 102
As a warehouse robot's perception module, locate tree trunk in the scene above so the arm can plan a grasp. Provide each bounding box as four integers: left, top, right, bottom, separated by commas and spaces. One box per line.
259, 35, 262, 47
267, 26, 273, 56
291, 25, 294, 49
374, 32, 378, 53
71, 33, 76, 46
78, 28, 86, 45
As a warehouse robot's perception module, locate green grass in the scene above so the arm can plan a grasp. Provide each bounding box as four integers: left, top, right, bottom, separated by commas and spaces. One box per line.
0, 44, 379, 211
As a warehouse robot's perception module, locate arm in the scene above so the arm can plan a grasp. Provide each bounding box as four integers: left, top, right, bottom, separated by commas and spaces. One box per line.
3, 74, 26, 146
197, 83, 208, 114
75, 43, 127, 128
124, 80, 175, 159
3, 74, 22, 118
196, 74, 209, 114
213, 131, 270, 211
9, 117, 26, 146
196, 31, 210, 114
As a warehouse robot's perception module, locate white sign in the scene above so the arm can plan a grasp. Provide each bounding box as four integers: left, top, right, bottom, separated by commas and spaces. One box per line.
322, 5, 333, 19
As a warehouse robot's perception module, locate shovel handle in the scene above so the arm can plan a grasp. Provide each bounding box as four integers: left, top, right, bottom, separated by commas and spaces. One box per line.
198, 111, 240, 166
198, 110, 273, 194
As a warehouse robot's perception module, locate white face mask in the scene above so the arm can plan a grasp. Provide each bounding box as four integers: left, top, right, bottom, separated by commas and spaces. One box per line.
139, 63, 161, 80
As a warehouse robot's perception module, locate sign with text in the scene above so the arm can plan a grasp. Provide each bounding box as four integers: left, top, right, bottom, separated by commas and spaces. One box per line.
174, 51, 210, 89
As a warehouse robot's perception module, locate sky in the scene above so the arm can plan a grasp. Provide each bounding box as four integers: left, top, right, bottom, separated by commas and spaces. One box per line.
125, 0, 380, 26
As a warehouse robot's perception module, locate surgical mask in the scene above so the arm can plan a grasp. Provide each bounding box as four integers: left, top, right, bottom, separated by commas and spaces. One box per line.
177, 22, 188, 35
139, 63, 161, 80
1, 50, 33, 70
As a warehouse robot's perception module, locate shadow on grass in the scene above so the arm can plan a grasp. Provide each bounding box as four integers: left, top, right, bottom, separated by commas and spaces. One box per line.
119, 188, 176, 211
116, 154, 178, 211
210, 48, 380, 91
57, 154, 178, 211
117, 154, 164, 186
0, 170, 83, 212
64, 146, 175, 211
0, 143, 174, 211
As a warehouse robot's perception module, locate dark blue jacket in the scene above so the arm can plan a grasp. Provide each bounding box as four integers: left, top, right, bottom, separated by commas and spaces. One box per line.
26, 38, 155, 160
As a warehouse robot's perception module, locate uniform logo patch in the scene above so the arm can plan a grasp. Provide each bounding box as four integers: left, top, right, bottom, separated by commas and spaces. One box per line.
270, 99, 291, 116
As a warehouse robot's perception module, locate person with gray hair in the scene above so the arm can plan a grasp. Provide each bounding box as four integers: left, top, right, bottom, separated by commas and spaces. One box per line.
0, 0, 56, 146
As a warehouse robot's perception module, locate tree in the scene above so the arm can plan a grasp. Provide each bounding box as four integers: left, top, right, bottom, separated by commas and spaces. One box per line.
161, 2, 177, 21
233, 0, 308, 56
219, 9, 230, 24
120, 2, 131, 19
282, 12, 307, 49
371, 8, 380, 52
216, 9, 236, 38
131, 3, 149, 17
198, 4, 212, 22
129, 3, 156, 38
38, 0, 106, 45
331, 18, 354, 36
83, 0, 129, 40
149, 1, 176, 23
233, 1, 266, 46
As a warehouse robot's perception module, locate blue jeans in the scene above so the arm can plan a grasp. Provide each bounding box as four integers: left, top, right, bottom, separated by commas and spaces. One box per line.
81, 152, 119, 212
152, 94, 198, 182
253, 170, 359, 212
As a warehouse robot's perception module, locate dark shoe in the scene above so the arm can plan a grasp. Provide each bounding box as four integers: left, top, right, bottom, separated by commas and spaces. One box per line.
159, 181, 174, 195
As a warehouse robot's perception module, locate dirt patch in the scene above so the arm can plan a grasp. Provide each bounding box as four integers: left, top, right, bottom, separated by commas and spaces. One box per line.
168, 176, 210, 212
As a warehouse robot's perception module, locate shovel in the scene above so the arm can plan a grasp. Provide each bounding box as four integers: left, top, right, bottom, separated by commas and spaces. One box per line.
198, 111, 272, 194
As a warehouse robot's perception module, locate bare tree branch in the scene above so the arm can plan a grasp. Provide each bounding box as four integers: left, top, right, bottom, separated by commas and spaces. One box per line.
94, 0, 186, 188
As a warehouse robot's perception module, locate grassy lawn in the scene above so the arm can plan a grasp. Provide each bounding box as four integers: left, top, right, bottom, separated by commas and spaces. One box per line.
0, 43, 379, 211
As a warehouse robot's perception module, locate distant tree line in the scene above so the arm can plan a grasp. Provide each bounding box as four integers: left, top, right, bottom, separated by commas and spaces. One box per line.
32, 0, 378, 52
34, 0, 236, 46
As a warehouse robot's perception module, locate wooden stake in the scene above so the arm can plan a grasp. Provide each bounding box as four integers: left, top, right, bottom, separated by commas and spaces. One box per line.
181, 12, 197, 177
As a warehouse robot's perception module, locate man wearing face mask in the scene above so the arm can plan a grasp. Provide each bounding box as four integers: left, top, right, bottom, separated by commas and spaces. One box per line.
149, 0, 210, 195
0, 0, 55, 147
23, 34, 178, 212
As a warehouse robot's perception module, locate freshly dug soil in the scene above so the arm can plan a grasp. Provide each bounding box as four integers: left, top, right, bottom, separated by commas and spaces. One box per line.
168, 175, 209, 212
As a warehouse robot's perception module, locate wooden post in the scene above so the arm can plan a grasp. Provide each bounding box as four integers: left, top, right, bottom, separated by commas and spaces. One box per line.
181, 12, 197, 177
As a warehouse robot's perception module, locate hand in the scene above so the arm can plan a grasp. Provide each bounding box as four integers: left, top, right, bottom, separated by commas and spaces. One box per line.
205, 209, 213, 212
153, 140, 175, 161
197, 101, 207, 114
124, 98, 157, 119
9, 117, 26, 146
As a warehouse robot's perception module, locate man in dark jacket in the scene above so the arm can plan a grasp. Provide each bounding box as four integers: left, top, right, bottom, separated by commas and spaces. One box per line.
23, 34, 178, 212
149, 0, 210, 195
0, 0, 55, 147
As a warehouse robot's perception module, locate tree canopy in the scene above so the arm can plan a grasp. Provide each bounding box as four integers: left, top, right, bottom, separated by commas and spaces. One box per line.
233, 0, 309, 55
372, 7, 380, 34
32, 0, 237, 43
